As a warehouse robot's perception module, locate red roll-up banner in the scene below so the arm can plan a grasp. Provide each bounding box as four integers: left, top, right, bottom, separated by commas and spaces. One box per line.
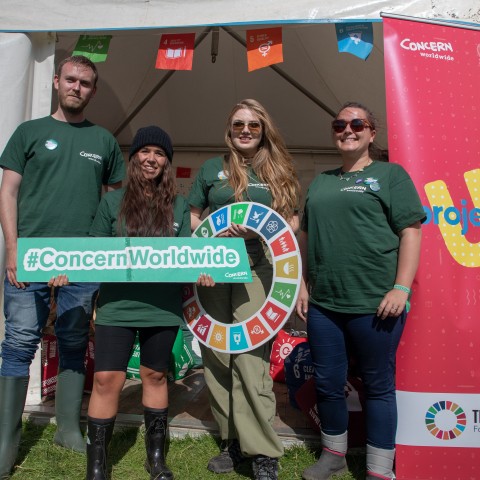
383, 15, 480, 480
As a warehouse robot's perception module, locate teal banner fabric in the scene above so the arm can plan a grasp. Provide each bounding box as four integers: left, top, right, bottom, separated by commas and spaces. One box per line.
17, 237, 252, 283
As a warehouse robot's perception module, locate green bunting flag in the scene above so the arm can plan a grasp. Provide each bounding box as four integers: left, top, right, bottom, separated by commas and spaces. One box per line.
72, 35, 112, 62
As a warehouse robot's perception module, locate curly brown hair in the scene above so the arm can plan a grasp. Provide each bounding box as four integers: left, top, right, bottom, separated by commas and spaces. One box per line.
117, 156, 176, 237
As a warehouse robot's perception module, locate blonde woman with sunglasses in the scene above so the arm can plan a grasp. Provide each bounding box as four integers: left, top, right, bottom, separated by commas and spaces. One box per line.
296, 102, 425, 480
188, 99, 300, 480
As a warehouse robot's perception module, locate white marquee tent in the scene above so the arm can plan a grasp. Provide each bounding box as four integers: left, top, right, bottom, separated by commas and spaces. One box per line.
0, 0, 478, 402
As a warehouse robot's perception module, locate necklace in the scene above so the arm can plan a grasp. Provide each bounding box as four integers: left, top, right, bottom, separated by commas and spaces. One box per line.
338, 159, 373, 181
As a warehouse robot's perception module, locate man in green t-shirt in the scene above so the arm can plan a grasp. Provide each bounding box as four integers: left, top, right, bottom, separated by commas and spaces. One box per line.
0, 55, 125, 477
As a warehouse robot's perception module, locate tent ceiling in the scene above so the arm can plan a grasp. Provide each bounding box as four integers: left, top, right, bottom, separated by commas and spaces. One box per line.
1, 0, 478, 32
53, 23, 388, 152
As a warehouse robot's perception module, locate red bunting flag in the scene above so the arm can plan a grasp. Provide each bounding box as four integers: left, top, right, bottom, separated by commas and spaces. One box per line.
246, 27, 283, 72
156, 33, 195, 70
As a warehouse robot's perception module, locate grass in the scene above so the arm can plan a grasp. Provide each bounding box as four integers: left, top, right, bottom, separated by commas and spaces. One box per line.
11, 421, 366, 479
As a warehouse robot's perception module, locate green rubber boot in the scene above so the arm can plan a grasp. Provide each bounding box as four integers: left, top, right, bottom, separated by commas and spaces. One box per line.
53, 369, 86, 453
0, 375, 29, 479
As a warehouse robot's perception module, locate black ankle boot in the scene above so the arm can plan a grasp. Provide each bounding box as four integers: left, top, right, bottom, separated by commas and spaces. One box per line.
144, 407, 173, 480
86, 416, 115, 480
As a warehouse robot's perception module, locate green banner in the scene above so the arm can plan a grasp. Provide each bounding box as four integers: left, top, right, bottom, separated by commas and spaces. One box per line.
17, 237, 252, 283
72, 35, 112, 62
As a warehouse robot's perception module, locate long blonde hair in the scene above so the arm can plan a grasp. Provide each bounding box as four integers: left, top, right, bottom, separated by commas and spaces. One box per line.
224, 99, 299, 220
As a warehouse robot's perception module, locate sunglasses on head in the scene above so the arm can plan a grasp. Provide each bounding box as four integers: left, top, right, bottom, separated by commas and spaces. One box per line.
232, 120, 262, 134
331, 118, 373, 133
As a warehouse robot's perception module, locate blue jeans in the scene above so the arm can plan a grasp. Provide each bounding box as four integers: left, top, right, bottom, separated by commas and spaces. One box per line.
306, 303, 406, 450
1, 279, 98, 376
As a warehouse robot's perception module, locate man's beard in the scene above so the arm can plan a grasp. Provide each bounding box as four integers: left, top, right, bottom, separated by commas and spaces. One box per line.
59, 94, 89, 115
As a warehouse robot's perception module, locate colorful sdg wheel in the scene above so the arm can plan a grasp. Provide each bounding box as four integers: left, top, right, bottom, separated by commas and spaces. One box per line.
182, 202, 302, 354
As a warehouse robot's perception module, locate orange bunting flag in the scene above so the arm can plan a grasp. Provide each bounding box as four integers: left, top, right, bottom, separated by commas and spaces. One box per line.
156, 33, 195, 70
246, 27, 283, 72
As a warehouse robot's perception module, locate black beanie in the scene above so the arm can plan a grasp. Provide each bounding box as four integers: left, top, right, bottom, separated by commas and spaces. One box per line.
129, 126, 173, 162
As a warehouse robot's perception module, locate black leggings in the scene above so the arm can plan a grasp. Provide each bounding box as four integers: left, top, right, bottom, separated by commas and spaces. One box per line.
94, 324, 179, 373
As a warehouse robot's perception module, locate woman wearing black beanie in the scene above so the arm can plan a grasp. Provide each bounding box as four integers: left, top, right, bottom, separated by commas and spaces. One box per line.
85, 125, 213, 480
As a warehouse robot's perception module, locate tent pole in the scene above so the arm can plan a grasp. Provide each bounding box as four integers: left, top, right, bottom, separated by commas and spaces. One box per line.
113, 27, 213, 137
221, 26, 337, 118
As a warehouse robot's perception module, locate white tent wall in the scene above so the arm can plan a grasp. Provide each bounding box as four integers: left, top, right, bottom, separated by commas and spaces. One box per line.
0, 2, 478, 406
0, 32, 55, 403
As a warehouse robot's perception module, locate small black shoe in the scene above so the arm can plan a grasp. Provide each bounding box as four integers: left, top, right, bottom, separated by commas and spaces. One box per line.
207, 439, 245, 473
252, 456, 278, 480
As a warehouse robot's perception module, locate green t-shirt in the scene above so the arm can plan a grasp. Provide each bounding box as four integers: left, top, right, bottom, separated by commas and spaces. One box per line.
0, 116, 125, 237
301, 161, 426, 313
90, 188, 191, 327
188, 156, 273, 212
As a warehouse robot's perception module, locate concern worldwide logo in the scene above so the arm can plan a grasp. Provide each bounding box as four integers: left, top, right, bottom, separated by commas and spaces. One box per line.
425, 401, 466, 440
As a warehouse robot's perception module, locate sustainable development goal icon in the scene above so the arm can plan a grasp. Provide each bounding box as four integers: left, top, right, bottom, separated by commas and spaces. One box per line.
182, 202, 302, 354
425, 400, 467, 440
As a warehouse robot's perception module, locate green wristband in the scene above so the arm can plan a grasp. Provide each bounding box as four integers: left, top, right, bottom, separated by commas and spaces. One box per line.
394, 284, 411, 294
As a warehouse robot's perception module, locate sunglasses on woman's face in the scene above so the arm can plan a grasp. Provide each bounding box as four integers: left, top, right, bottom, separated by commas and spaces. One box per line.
331, 118, 372, 133
231, 120, 262, 134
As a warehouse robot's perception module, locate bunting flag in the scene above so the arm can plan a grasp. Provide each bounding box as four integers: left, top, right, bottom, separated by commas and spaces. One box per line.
156, 33, 195, 70
335, 23, 373, 60
72, 35, 112, 62
383, 15, 480, 479
246, 27, 283, 72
